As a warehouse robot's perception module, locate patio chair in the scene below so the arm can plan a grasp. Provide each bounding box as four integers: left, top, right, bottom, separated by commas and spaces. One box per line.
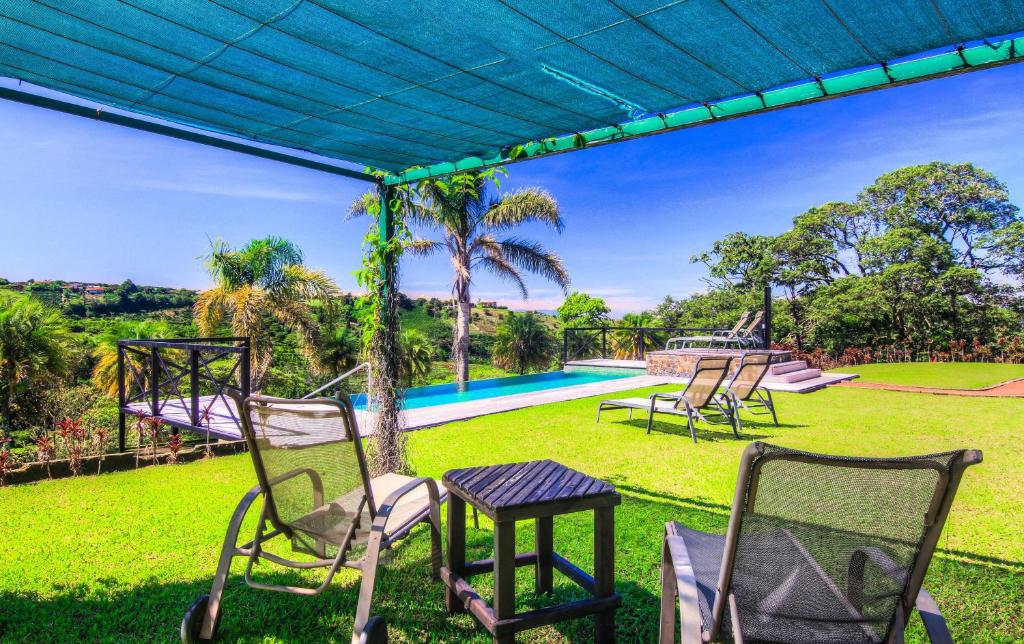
181, 394, 444, 644
721, 352, 778, 432
665, 312, 750, 349
596, 356, 735, 442
660, 442, 982, 644
721, 310, 764, 349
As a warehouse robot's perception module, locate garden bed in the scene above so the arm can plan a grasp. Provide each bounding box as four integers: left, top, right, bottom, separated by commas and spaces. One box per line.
2, 439, 247, 485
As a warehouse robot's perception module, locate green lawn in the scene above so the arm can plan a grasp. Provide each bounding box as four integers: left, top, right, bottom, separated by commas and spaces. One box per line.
830, 362, 1024, 389
1, 372, 1022, 641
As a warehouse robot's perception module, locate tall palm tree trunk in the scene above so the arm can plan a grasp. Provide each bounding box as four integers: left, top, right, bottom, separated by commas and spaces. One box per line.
453, 278, 471, 386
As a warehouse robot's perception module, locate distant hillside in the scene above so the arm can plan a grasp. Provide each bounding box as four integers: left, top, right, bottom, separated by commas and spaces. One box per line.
1, 278, 195, 318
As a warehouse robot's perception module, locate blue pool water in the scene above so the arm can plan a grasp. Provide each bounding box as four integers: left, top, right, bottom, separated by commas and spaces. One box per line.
353, 370, 632, 410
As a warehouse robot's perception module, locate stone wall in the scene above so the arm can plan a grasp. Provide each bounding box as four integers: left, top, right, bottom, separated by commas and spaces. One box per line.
646, 348, 791, 378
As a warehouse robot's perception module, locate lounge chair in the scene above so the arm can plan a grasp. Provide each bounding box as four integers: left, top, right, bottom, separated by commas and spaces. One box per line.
596, 356, 735, 442
724, 310, 764, 349
660, 442, 981, 643
665, 312, 750, 349
181, 394, 444, 644
721, 352, 778, 432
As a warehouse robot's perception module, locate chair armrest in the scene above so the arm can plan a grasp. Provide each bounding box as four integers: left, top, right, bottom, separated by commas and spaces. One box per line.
650, 392, 683, 402
373, 477, 441, 533
267, 467, 325, 507
850, 546, 951, 643
662, 532, 703, 644
915, 587, 953, 644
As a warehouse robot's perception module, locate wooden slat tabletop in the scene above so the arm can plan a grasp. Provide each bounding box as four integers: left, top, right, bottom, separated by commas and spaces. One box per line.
443, 460, 619, 521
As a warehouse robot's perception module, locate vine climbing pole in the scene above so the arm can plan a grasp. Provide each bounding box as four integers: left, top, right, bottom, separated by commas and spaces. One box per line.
368, 182, 408, 475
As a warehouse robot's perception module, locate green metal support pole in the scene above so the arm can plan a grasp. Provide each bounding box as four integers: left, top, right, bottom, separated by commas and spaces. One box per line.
378, 184, 395, 287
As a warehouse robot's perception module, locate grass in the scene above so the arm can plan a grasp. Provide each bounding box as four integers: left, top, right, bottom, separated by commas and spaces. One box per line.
1, 367, 1022, 642
830, 362, 1024, 389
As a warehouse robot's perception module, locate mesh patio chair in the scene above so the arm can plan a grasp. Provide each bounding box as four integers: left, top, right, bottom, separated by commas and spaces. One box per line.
666, 312, 750, 349
721, 352, 778, 432
722, 311, 765, 349
596, 356, 735, 442
660, 442, 982, 643
181, 394, 444, 644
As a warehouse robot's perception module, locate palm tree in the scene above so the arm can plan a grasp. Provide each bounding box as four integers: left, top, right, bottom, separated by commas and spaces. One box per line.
611, 312, 659, 359
91, 319, 172, 397
0, 292, 72, 438
320, 322, 362, 377
492, 311, 556, 375
351, 172, 570, 386
194, 237, 339, 392
399, 329, 434, 385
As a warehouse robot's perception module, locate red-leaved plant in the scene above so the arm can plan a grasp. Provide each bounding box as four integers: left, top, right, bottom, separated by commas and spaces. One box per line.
56, 418, 89, 476
0, 438, 14, 487
201, 406, 214, 460
166, 433, 183, 465
145, 417, 164, 464
92, 427, 109, 474
35, 434, 54, 479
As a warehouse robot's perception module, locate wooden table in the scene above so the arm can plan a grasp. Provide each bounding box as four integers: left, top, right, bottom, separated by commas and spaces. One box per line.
440, 459, 621, 643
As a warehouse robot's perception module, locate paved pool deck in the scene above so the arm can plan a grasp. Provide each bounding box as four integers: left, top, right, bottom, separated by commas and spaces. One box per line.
134, 375, 674, 439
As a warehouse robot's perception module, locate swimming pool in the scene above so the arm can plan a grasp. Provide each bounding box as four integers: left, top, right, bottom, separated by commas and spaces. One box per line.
354, 370, 633, 410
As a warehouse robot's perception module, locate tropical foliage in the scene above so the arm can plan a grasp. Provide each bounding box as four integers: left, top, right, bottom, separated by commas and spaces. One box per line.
194, 236, 338, 392
492, 311, 556, 374
0, 293, 72, 438
398, 329, 434, 385
611, 312, 659, 359
90, 319, 172, 398
353, 170, 570, 386
687, 162, 1024, 355
557, 291, 610, 328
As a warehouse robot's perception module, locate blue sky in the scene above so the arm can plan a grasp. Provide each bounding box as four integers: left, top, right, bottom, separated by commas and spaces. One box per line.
2, 63, 1023, 315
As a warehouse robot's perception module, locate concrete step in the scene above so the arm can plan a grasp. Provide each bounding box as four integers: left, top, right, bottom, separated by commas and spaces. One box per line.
765, 367, 821, 383
768, 360, 808, 376
762, 372, 857, 393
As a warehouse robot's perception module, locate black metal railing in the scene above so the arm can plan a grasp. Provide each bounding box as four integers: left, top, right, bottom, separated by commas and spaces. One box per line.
562, 325, 766, 362
116, 337, 250, 450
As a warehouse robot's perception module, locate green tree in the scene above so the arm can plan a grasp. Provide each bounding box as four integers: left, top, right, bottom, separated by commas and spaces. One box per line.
557, 292, 610, 328
860, 162, 1018, 270
90, 319, 172, 398
194, 237, 338, 392
354, 171, 569, 386
611, 312, 659, 359
0, 293, 72, 437
320, 322, 362, 378
492, 312, 556, 375
399, 329, 434, 385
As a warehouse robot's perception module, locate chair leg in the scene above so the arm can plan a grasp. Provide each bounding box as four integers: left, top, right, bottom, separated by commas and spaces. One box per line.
766, 389, 779, 425
659, 537, 677, 644
646, 405, 656, 434
686, 412, 698, 444
191, 486, 261, 641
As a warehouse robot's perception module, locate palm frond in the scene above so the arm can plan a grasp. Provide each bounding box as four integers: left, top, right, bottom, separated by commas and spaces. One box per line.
496, 237, 571, 292
407, 239, 444, 257
476, 255, 529, 299
193, 287, 228, 336
483, 188, 563, 232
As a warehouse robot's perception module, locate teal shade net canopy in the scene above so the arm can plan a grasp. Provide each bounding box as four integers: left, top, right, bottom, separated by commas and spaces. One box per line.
1, 0, 1022, 182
